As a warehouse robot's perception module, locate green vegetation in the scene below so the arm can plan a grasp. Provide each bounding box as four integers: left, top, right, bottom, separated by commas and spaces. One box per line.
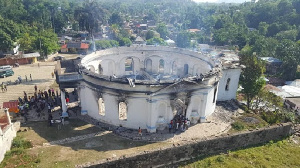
95, 40, 119, 50
239, 45, 266, 110
0, 119, 168, 168
146, 37, 167, 46
230, 113, 268, 132
0, 136, 39, 168
181, 139, 300, 168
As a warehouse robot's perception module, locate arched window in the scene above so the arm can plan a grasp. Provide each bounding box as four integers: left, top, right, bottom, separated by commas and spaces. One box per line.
98, 64, 103, 75
159, 59, 164, 74
125, 58, 134, 72
98, 98, 105, 116
225, 78, 231, 91
184, 64, 189, 75
119, 102, 127, 120
172, 61, 177, 75
145, 59, 152, 73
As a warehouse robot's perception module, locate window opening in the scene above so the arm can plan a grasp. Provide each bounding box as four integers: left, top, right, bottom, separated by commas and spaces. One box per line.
119, 102, 127, 120
159, 59, 164, 74
125, 58, 134, 71
184, 64, 189, 75
98, 98, 105, 116
225, 78, 231, 91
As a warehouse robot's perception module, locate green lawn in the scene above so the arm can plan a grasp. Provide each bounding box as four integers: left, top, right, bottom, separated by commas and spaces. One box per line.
181, 139, 300, 168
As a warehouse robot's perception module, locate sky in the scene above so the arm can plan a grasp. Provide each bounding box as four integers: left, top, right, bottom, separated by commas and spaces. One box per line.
192, 0, 252, 3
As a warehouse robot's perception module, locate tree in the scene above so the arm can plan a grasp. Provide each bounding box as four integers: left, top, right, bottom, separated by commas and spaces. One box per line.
119, 37, 131, 46
0, 16, 21, 52
146, 37, 167, 46
176, 31, 191, 48
95, 40, 119, 50
146, 30, 155, 40
275, 39, 300, 80
37, 29, 59, 57
258, 22, 269, 36
239, 45, 266, 110
252, 87, 283, 113
19, 33, 35, 53
74, 1, 107, 37
156, 23, 169, 40
109, 13, 123, 27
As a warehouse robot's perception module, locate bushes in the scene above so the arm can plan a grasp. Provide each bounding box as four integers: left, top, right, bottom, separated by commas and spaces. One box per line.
95, 40, 119, 50
231, 121, 245, 131
0, 136, 38, 168
261, 111, 281, 124
261, 110, 296, 125
12, 136, 33, 149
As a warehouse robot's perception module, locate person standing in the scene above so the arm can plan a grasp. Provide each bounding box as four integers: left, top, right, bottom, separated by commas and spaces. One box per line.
66, 97, 70, 105
168, 122, 172, 133
30, 74, 32, 81
34, 85, 37, 92
25, 75, 28, 82
138, 127, 142, 136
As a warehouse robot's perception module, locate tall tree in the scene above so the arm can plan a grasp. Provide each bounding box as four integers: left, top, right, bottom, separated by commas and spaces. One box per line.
276, 39, 300, 80
74, 1, 107, 37
176, 31, 191, 48
156, 23, 169, 40
239, 45, 265, 110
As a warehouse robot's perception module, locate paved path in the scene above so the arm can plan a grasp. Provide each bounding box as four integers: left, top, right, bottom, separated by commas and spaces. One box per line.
42, 131, 111, 147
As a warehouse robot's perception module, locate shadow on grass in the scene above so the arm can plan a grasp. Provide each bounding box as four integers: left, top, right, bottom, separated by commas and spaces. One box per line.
18, 118, 150, 152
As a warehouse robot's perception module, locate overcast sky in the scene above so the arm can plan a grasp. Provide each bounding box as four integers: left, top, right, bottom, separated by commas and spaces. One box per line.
192, 0, 252, 3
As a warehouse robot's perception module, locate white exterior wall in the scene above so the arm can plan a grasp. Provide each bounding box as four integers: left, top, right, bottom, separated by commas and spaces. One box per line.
217, 69, 241, 101
186, 87, 216, 123
0, 122, 19, 163
204, 87, 217, 117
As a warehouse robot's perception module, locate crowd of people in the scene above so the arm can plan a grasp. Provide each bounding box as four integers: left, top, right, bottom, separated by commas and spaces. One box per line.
168, 115, 190, 133
17, 85, 62, 124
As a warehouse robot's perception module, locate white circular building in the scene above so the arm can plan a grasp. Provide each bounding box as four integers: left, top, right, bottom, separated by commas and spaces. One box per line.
57, 46, 241, 133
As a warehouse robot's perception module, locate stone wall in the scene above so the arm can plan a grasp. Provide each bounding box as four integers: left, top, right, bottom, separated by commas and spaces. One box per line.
78, 123, 292, 168
0, 122, 20, 163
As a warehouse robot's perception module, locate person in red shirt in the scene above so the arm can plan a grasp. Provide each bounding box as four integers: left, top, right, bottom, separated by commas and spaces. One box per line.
66, 97, 70, 105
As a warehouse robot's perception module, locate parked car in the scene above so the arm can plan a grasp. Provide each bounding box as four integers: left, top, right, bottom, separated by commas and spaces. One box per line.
53, 56, 66, 61
0, 66, 14, 78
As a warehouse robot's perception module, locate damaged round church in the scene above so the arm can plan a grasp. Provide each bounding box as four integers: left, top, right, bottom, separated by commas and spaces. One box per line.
56, 46, 241, 133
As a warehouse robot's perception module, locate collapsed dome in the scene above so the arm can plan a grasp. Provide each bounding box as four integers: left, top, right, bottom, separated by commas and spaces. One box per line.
77, 46, 239, 133
81, 46, 218, 84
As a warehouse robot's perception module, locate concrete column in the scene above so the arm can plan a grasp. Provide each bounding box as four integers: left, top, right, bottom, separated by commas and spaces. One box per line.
200, 93, 208, 123
4, 108, 11, 125
0, 126, 3, 136
146, 97, 157, 133
61, 91, 69, 117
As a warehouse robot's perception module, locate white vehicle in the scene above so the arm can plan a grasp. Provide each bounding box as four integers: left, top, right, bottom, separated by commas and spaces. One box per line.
0, 65, 13, 70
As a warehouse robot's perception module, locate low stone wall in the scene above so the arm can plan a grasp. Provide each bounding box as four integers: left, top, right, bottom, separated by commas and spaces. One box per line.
78, 123, 293, 168
0, 122, 20, 163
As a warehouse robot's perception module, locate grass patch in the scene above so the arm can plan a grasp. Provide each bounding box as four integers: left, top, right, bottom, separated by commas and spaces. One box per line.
18, 119, 102, 146
230, 113, 268, 133
2, 118, 168, 168
181, 139, 300, 168
0, 136, 39, 168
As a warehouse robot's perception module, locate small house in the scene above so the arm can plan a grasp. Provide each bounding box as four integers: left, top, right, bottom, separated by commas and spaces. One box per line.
61, 42, 89, 54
